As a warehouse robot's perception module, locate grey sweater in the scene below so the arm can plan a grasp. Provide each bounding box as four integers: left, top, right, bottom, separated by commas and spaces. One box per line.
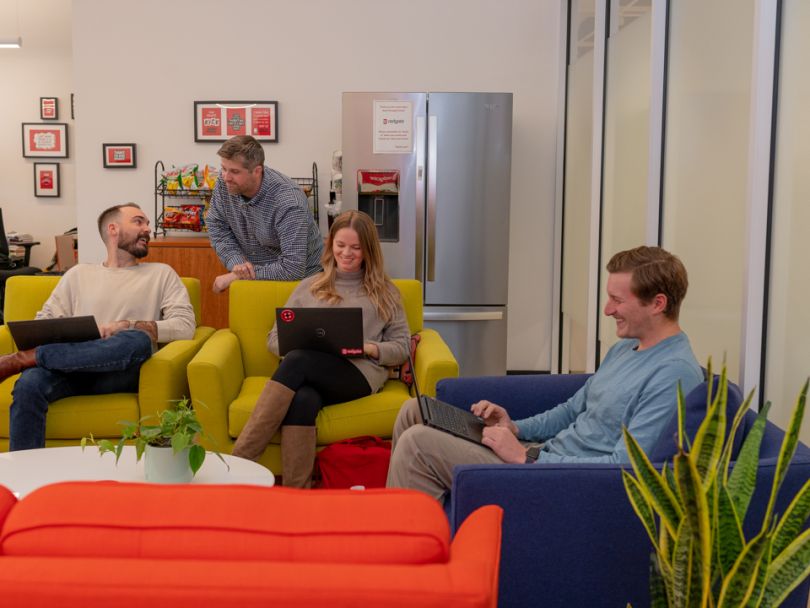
267, 270, 410, 391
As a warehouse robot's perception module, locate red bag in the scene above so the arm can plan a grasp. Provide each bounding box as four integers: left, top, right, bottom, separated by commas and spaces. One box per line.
315, 436, 392, 489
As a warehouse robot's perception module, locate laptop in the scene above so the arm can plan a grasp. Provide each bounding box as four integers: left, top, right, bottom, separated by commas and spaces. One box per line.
411, 354, 485, 444
7, 316, 101, 351
275, 307, 365, 357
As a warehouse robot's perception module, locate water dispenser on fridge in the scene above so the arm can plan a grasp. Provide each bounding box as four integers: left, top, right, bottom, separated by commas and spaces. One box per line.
356, 170, 400, 242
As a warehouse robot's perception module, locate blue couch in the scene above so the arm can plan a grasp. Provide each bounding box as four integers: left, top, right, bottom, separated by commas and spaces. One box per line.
437, 374, 810, 608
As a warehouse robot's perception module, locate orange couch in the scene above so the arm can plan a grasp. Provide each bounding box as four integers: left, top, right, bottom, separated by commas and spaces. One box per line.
0, 482, 502, 607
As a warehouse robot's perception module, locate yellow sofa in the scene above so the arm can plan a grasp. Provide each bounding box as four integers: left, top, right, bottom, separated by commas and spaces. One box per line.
187, 279, 458, 473
0, 274, 215, 451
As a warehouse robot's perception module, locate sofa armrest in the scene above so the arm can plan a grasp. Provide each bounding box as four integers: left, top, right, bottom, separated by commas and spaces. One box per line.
414, 328, 458, 397
0, 326, 12, 356
437, 373, 590, 420
138, 326, 216, 418
187, 329, 246, 449
450, 462, 651, 608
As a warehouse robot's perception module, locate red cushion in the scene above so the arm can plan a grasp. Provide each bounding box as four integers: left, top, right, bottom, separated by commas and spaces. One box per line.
0, 482, 450, 564
0, 485, 17, 533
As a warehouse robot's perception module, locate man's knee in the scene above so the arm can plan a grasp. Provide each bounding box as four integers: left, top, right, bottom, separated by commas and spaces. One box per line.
12, 368, 51, 399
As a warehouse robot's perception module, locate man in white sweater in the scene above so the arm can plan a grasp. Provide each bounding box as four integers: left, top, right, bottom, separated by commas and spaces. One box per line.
0, 203, 196, 450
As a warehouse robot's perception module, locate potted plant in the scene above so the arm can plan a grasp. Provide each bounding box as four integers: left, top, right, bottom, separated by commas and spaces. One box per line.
82, 397, 226, 483
622, 362, 810, 607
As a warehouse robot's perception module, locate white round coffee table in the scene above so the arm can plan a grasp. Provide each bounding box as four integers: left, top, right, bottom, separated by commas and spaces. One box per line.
0, 446, 274, 498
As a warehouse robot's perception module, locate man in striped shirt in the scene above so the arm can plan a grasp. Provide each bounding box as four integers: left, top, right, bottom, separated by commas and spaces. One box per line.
207, 135, 323, 293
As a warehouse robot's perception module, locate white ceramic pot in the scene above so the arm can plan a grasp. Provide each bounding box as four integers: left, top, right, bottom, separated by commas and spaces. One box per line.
144, 445, 193, 484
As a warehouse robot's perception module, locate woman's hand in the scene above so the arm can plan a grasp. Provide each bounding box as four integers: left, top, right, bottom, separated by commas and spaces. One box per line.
363, 342, 379, 359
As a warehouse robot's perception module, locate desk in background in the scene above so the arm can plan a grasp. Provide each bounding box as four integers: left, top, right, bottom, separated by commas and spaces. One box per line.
143, 236, 228, 328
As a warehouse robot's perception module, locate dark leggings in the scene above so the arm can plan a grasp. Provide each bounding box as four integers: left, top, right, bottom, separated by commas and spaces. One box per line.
272, 349, 372, 426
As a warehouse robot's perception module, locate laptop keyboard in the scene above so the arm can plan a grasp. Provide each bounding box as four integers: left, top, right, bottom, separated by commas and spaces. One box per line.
428, 398, 482, 435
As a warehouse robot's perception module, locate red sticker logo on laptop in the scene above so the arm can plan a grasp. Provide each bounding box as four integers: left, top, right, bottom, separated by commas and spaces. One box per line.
279, 309, 295, 323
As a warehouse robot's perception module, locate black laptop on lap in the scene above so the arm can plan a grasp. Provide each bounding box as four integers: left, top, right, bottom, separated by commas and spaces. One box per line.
7, 316, 101, 351
275, 307, 365, 358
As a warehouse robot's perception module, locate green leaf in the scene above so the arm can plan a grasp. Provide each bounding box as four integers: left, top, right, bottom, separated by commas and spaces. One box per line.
135, 438, 146, 462
717, 531, 770, 608
171, 431, 189, 453
650, 553, 669, 608
672, 519, 694, 608
728, 403, 770, 522
716, 484, 744, 578
692, 365, 727, 488
760, 528, 810, 608
742, 548, 769, 608
188, 444, 205, 475
771, 477, 810, 559
623, 426, 683, 536
719, 389, 755, 485
623, 470, 660, 551
677, 381, 687, 451
762, 380, 808, 530
675, 452, 711, 605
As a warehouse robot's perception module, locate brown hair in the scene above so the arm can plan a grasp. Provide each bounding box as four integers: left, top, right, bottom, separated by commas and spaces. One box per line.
97, 203, 142, 242
606, 246, 688, 320
311, 210, 400, 322
217, 135, 265, 170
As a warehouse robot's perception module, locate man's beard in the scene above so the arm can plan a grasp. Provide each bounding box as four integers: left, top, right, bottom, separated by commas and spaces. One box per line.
119, 233, 150, 258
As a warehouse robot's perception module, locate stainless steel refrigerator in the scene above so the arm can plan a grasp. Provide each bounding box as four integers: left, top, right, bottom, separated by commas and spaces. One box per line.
342, 92, 512, 376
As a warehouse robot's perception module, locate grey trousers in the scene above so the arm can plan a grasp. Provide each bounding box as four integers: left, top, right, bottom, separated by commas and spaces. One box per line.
386, 397, 511, 503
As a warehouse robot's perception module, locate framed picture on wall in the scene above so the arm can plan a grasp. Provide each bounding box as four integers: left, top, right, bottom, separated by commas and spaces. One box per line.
194, 101, 278, 143
22, 123, 69, 158
34, 162, 60, 197
102, 143, 137, 168
40, 97, 59, 120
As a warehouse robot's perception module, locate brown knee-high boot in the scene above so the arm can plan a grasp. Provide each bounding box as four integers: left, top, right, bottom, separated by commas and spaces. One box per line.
0, 348, 37, 383
232, 380, 296, 461
280, 425, 317, 488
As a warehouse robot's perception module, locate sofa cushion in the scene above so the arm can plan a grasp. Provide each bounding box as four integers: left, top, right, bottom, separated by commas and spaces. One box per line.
229, 377, 411, 444
0, 482, 450, 564
0, 485, 16, 526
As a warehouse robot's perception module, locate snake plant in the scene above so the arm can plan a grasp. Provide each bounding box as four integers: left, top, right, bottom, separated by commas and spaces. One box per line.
622, 362, 810, 607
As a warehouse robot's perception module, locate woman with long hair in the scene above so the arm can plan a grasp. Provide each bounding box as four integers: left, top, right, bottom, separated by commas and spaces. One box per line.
232, 210, 410, 487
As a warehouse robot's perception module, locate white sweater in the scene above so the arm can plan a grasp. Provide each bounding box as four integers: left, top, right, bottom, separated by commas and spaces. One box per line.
36, 263, 196, 343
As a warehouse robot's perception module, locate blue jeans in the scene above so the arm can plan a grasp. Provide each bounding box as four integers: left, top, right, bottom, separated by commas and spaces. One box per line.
8, 330, 153, 451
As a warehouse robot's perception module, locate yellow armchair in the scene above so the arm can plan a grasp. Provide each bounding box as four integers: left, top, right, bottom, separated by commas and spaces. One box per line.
0, 274, 215, 451
187, 279, 458, 473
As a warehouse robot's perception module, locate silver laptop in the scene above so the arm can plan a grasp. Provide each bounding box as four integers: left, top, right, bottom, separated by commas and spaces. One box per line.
7, 316, 101, 351
411, 354, 485, 444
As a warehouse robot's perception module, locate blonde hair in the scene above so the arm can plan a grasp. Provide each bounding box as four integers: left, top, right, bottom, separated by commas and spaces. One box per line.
310, 210, 400, 322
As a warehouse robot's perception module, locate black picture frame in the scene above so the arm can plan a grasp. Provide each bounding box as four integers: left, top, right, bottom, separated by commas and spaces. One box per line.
102, 143, 137, 169
40, 97, 59, 120
22, 123, 69, 158
34, 162, 61, 197
193, 100, 279, 143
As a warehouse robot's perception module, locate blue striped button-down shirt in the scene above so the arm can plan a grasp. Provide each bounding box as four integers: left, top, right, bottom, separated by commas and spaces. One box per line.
206, 166, 323, 280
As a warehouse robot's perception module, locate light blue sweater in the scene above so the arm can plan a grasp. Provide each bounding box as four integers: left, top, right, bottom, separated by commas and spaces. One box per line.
514, 332, 702, 464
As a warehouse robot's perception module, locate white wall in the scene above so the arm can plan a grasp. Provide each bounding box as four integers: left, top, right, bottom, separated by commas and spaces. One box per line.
0, 0, 75, 269
72, 0, 563, 371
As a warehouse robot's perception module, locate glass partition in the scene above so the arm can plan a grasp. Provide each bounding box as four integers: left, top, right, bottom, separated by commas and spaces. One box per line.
660, 0, 755, 379
764, 0, 810, 443
560, 0, 596, 373
598, 0, 653, 359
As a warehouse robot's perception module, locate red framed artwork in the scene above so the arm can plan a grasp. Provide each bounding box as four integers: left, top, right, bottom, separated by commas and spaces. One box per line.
194, 101, 278, 143
22, 123, 68, 158
34, 163, 60, 197
40, 97, 59, 120
102, 143, 137, 168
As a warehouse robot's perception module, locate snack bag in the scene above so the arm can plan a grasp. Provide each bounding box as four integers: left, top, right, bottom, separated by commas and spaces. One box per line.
177, 205, 203, 231
162, 167, 181, 192
180, 164, 199, 189
203, 164, 219, 189
161, 206, 184, 228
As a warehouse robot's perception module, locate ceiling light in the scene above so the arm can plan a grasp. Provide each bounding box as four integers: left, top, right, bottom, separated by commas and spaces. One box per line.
0, 37, 21, 49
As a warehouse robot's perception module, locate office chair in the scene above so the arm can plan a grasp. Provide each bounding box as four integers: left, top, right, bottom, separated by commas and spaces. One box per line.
0, 209, 41, 324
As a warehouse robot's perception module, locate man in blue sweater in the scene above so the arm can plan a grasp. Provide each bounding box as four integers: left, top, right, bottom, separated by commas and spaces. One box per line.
387, 246, 703, 501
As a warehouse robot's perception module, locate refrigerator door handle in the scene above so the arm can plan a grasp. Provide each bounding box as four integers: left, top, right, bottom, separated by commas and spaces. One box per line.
427, 115, 438, 282
423, 310, 504, 322
415, 115, 426, 283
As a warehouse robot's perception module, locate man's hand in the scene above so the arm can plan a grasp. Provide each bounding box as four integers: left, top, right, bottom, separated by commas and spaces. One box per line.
482, 425, 527, 464
213, 272, 238, 293
98, 320, 129, 339
231, 261, 256, 280
470, 399, 518, 433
